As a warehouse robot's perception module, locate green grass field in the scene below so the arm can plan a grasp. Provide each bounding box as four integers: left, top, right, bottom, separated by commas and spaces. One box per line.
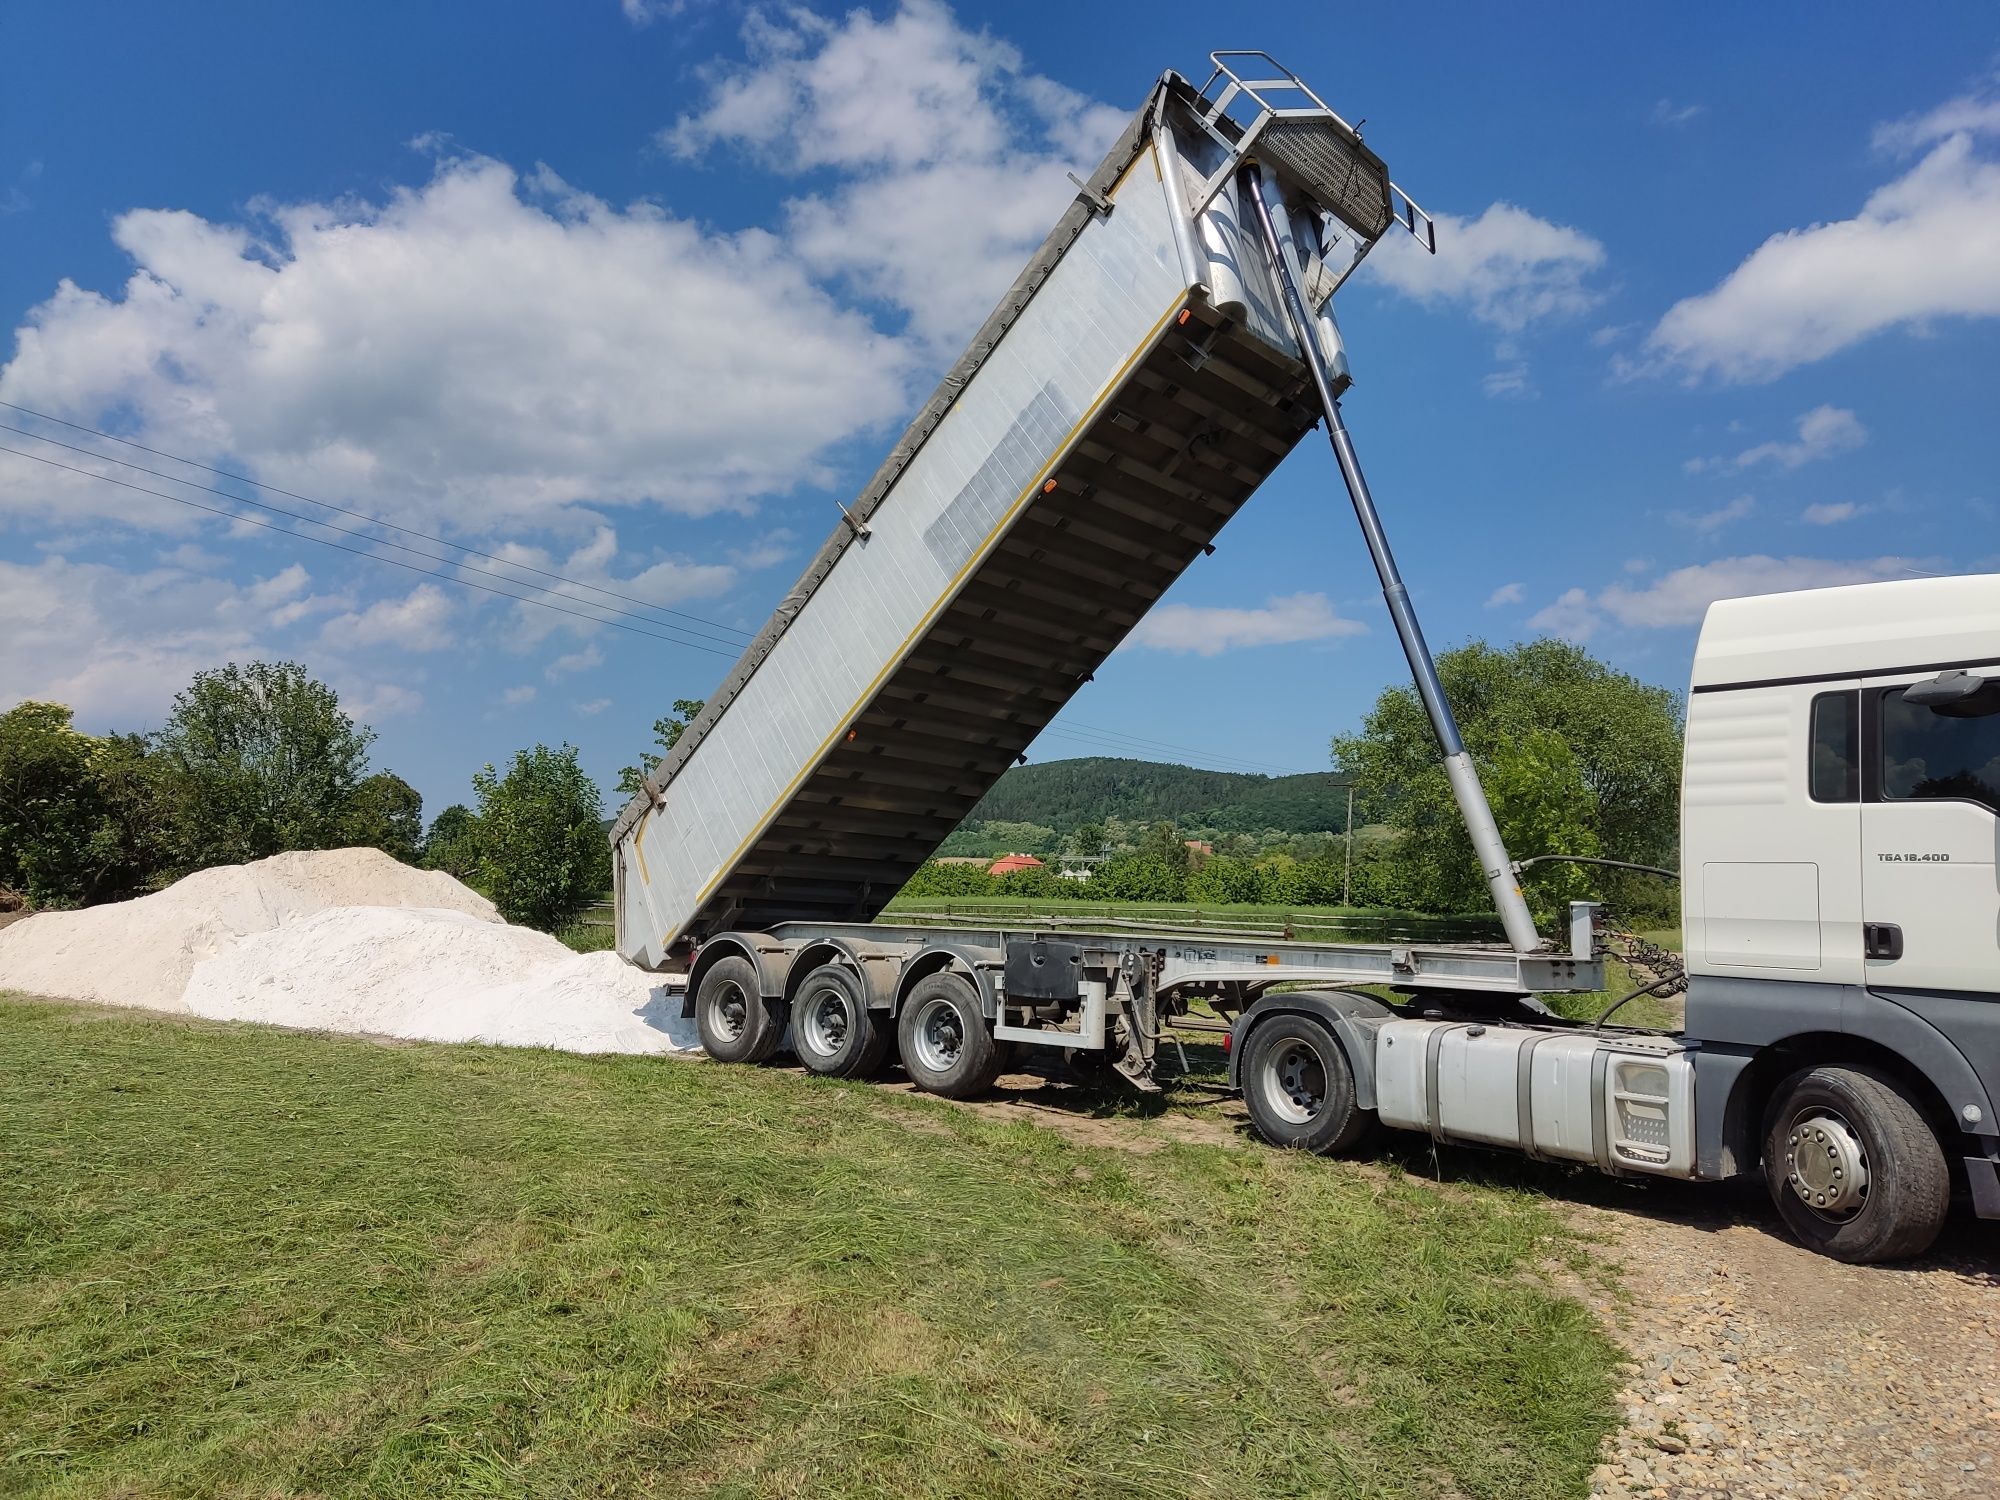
1, 994, 1621, 1499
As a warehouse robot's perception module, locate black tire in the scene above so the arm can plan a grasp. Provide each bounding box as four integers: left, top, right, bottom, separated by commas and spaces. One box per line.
1762, 1064, 1949, 1264
694, 955, 788, 1065
790, 963, 892, 1079
1240, 1012, 1372, 1154
896, 972, 1002, 1099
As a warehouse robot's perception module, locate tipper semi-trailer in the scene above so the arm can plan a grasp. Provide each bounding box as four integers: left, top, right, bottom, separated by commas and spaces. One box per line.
613, 53, 2000, 1264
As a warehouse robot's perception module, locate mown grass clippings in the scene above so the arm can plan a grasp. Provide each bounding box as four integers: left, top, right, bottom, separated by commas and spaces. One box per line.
1, 993, 1619, 1499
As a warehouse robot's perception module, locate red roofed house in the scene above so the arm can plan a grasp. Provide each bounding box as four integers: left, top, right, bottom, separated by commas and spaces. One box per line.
988, 854, 1045, 876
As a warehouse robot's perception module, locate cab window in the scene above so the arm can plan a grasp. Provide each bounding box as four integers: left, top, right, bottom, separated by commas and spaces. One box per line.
1879, 683, 2000, 814
1809, 691, 1859, 803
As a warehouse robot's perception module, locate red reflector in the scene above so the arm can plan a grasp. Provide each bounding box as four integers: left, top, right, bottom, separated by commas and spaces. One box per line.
1177, 308, 1192, 325
1042, 479, 1058, 494
1222, 1031, 1232, 1055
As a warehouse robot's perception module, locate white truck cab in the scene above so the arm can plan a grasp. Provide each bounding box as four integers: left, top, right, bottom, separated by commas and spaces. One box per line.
1673, 573, 2000, 1257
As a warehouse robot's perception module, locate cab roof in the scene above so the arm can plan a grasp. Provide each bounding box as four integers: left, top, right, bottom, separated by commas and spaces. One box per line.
1691, 573, 2000, 691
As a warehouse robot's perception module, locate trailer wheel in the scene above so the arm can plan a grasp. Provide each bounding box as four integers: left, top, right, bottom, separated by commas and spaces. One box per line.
897, 972, 1001, 1099
791, 963, 892, 1079
1240, 1013, 1370, 1154
695, 956, 788, 1065
1762, 1065, 1948, 1263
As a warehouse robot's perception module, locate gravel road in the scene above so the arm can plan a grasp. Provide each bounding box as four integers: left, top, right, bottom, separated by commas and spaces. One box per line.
1577, 1179, 2000, 1499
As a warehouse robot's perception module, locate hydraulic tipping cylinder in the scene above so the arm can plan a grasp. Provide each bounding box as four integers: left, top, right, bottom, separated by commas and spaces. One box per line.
1240, 162, 1543, 954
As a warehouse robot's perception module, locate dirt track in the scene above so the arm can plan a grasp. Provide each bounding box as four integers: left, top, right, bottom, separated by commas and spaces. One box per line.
895, 1066, 2000, 1500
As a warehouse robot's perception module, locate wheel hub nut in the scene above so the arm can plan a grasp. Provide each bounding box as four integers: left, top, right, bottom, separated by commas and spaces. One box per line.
1786, 1113, 1868, 1215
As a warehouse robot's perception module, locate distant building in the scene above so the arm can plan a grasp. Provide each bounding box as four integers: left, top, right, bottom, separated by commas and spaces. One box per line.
988, 853, 1045, 876
1184, 839, 1214, 858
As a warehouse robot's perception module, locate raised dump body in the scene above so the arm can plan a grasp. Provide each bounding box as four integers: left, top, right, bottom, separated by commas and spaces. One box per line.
613, 59, 1426, 968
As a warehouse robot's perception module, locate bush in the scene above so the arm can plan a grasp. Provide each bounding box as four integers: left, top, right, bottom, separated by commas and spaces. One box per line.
471, 745, 609, 930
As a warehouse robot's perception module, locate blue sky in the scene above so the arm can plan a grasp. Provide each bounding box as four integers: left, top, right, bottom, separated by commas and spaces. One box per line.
3, 1, 1997, 817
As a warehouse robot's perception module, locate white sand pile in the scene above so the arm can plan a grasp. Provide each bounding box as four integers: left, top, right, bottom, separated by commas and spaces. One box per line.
0, 848, 695, 1056
182, 906, 694, 1054
0, 848, 500, 1011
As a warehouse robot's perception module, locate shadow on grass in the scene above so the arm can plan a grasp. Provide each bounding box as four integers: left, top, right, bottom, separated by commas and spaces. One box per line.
838, 1036, 2000, 1281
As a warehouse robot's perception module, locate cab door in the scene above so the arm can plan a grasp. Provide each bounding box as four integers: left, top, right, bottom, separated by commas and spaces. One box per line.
1859, 669, 2000, 996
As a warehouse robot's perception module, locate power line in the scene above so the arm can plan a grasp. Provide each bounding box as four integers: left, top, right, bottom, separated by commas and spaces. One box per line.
0, 425, 750, 653
4, 407, 1332, 776
0, 444, 744, 659
0, 399, 753, 641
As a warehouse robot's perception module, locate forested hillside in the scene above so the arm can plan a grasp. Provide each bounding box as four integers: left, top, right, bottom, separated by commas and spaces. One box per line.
939, 757, 1350, 858
967, 757, 1348, 833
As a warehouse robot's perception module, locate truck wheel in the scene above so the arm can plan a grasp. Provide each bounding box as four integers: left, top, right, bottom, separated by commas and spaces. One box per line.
897, 972, 1001, 1099
1762, 1065, 1949, 1264
1241, 1013, 1371, 1154
695, 956, 788, 1065
791, 963, 892, 1079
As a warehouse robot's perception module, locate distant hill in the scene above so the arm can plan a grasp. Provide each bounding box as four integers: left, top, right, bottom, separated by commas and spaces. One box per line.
963, 757, 1350, 837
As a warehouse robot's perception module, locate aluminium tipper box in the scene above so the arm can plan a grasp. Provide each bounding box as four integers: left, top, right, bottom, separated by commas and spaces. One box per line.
612, 69, 1391, 966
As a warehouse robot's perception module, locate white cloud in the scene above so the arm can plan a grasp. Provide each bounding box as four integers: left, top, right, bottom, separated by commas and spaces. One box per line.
0, 553, 278, 722
1481, 364, 1533, 399
246, 563, 311, 609
1691, 405, 1867, 473
486, 526, 736, 647
0, 152, 913, 530
575, 697, 613, 715
1672, 494, 1755, 534
1645, 128, 2000, 381
1485, 581, 1524, 608
501, 684, 537, 706
1367, 201, 1607, 332
1801, 501, 1863, 525
620, 0, 690, 26
728, 527, 797, 570
1651, 99, 1706, 128
160, 542, 224, 571
325, 583, 454, 651
546, 642, 604, 680
1873, 81, 2000, 154
1122, 592, 1365, 656
1528, 554, 1922, 639
338, 681, 424, 721
667, 1, 1125, 349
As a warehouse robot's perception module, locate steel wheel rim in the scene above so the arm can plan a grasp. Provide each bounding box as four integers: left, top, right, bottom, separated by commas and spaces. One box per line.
710, 980, 749, 1042
1261, 1038, 1327, 1126
801, 984, 852, 1059
911, 996, 964, 1075
1782, 1105, 1870, 1220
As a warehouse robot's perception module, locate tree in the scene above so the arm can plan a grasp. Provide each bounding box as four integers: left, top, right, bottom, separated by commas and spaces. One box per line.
1483, 729, 1602, 928
423, 804, 481, 880
1136, 820, 1192, 874
1332, 639, 1683, 920
342, 772, 424, 864
472, 744, 609, 929
0, 702, 105, 906
153, 662, 374, 870
617, 698, 705, 798
0, 706, 173, 907
1069, 821, 1107, 856
1088, 852, 1185, 902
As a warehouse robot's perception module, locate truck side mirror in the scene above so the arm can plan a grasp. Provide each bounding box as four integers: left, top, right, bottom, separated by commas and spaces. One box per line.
1904, 670, 2000, 717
